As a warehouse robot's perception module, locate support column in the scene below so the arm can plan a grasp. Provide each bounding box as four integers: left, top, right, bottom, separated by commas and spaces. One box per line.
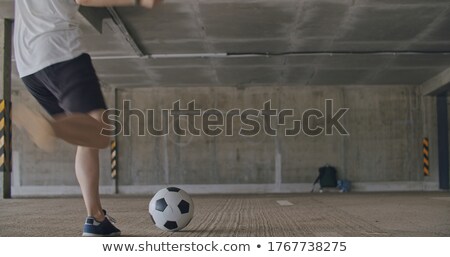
0, 19, 13, 199
436, 93, 449, 190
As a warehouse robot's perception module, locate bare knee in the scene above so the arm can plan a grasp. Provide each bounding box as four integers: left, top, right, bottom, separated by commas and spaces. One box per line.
88, 109, 106, 122
89, 109, 110, 149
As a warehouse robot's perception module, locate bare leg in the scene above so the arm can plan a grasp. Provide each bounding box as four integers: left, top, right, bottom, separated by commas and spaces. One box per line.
52, 113, 110, 148
14, 105, 109, 220
13, 104, 110, 151
13, 104, 57, 152
74, 109, 107, 221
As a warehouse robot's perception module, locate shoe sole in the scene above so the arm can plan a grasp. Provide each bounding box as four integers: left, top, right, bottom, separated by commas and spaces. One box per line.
82, 232, 121, 237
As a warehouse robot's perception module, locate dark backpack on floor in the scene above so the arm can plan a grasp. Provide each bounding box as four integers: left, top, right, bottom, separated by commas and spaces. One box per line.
311, 165, 338, 192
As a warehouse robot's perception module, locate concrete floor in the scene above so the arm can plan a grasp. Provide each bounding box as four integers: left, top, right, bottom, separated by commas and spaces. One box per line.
0, 192, 449, 237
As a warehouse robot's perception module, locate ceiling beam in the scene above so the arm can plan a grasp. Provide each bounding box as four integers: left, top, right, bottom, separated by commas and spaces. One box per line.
78, 6, 111, 34
421, 67, 450, 96
79, 7, 144, 57
106, 7, 145, 57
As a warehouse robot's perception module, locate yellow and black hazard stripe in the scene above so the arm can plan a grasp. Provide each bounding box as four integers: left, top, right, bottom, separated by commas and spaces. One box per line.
0, 99, 11, 173
423, 137, 430, 176
111, 140, 117, 179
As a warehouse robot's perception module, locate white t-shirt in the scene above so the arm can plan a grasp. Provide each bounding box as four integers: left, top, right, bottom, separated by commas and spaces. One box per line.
14, 0, 84, 78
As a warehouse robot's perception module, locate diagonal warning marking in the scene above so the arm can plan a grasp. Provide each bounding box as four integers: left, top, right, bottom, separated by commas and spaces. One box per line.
276, 200, 293, 206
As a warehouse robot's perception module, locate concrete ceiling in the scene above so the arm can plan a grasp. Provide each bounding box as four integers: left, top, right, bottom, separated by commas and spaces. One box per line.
2, 0, 450, 88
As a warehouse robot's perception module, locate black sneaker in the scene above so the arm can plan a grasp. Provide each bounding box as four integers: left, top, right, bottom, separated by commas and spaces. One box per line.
82, 210, 121, 237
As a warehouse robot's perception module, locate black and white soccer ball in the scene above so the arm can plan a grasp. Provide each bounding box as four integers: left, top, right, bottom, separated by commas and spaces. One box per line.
148, 187, 194, 231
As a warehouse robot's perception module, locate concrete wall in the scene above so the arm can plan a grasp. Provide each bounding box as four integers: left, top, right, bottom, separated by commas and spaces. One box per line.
8, 84, 442, 196
114, 85, 437, 193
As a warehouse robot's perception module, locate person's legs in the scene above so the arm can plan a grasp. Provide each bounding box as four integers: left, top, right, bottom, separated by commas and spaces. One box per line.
65, 111, 120, 236
14, 105, 109, 151
75, 110, 120, 237
52, 112, 110, 148
16, 60, 110, 150
51, 54, 120, 235
74, 109, 105, 221
15, 74, 64, 152
18, 54, 120, 236
13, 104, 57, 152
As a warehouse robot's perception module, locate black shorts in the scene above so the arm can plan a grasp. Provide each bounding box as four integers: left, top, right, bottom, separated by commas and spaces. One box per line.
21, 53, 107, 116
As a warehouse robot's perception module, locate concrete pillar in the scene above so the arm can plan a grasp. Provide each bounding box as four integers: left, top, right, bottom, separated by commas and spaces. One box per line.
0, 19, 13, 199
437, 93, 449, 190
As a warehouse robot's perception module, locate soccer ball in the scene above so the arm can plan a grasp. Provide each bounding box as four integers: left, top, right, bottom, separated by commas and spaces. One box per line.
148, 187, 194, 231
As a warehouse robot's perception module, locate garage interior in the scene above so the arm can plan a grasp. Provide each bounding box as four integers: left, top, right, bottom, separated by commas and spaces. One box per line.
0, 0, 449, 236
